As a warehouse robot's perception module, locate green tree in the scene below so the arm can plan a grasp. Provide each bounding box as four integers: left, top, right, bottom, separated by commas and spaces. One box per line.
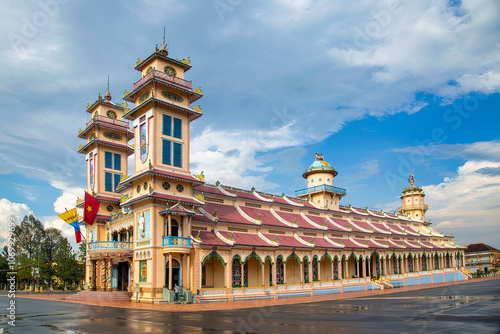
55, 238, 83, 288
40, 228, 65, 289
0, 246, 9, 284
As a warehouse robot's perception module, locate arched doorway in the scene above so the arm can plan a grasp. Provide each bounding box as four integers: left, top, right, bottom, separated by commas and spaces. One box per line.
165, 259, 181, 289
348, 254, 357, 278
286, 254, 300, 284
245, 253, 262, 287
320, 254, 332, 281
202, 253, 225, 288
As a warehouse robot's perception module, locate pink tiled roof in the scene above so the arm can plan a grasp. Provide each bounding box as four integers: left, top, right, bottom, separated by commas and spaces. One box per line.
388, 240, 406, 249
330, 217, 364, 233
351, 220, 373, 232
234, 190, 261, 201
264, 234, 312, 248
368, 210, 385, 218
299, 236, 343, 249
420, 240, 434, 249
192, 214, 212, 223
239, 206, 287, 227
121, 192, 203, 207
272, 197, 291, 205
387, 224, 406, 235
218, 231, 273, 247
193, 231, 228, 246
370, 221, 390, 233
194, 185, 227, 196
273, 211, 323, 230
203, 202, 247, 224
342, 238, 365, 249
304, 214, 328, 226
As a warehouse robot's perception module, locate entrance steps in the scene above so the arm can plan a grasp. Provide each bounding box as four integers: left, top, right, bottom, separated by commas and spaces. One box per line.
379, 281, 393, 289
65, 291, 132, 302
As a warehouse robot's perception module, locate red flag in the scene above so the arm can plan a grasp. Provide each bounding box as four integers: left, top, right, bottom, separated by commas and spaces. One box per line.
75, 230, 82, 243
83, 191, 100, 226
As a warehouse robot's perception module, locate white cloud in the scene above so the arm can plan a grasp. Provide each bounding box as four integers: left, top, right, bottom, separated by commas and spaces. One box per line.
0, 198, 32, 247
191, 124, 304, 190
50, 180, 85, 214
424, 160, 500, 246
394, 141, 500, 165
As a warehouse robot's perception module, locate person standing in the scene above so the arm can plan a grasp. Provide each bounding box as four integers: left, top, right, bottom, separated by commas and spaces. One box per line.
174, 284, 179, 302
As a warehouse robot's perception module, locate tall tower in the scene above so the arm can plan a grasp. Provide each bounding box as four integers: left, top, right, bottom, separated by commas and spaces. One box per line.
295, 153, 346, 210
77, 89, 134, 225
398, 173, 428, 221
119, 42, 205, 301
78, 89, 134, 291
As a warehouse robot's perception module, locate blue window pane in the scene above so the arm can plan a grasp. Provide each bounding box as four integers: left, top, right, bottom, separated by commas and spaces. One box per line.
114, 173, 121, 192
162, 114, 172, 136
173, 142, 182, 168
105, 152, 112, 169
173, 118, 182, 139
105, 172, 112, 192
114, 153, 121, 171
162, 139, 171, 165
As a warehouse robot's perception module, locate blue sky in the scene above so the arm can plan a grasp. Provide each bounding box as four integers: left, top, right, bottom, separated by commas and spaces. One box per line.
1, 0, 499, 250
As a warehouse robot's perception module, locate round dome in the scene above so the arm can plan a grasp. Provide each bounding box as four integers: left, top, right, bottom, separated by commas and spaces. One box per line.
302, 159, 338, 178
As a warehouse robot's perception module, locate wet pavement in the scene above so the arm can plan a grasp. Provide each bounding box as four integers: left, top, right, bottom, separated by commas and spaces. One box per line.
1, 279, 499, 333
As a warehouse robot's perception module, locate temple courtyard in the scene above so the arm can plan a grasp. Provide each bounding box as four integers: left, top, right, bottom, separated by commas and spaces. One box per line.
1, 277, 499, 333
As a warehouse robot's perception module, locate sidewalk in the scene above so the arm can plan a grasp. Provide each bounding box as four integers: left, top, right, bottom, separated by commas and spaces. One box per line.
13, 276, 499, 312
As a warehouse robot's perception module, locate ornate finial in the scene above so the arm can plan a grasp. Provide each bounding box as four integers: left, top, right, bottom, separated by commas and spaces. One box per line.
251, 186, 255, 192
212, 209, 218, 218
215, 180, 220, 186
98, 93, 103, 101
148, 159, 153, 170
309, 238, 314, 244
104, 75, 111, 101
281, 192, 286, 197
193, 171, 205, 182
273, 235, 278, 243
229, 232, 234, 241
195, 231, 201, 241
293, 218, 297, 225
315, 152, 324, 161
256, 214, 261, 222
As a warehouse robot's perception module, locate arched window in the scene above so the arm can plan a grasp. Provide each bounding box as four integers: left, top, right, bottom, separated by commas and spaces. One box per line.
232, 256, 242, 288
276, 256, 284, 285
312, 256, 318, 282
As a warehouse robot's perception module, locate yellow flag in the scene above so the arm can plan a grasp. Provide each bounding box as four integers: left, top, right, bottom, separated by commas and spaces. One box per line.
58, 208, 79, 225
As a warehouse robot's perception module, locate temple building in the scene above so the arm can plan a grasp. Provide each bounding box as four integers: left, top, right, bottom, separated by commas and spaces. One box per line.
76, 42, 468, 303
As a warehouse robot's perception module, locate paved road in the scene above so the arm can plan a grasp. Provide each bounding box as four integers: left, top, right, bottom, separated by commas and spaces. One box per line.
1, 280, 499, 333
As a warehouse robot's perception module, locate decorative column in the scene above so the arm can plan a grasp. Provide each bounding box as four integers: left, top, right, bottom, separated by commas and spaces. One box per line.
168, 215, 172, 237
283, 261, 287, 284
186, 254, 191, 290
106, 259, 112, 291
318, 259, 322, 281
338, 258, 343, 280
261, 260, 266, 286
100, 260, 107, 291
345, 258, 349, 278
89, 260, 96, 291
271, 261, 276, 286
168, 253, 173, 290
300, 260, 304, 283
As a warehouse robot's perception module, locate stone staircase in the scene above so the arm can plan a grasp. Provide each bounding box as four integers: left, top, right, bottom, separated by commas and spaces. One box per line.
379, 281, 393, 289
65, 291, 132, 302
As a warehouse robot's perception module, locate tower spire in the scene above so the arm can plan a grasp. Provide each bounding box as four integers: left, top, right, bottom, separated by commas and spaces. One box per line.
160, 26, 168, 54
104, 75, 111, 101
409, 158, 415, 187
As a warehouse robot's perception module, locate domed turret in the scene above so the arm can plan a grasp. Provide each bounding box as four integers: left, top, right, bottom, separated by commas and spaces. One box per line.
295, 153, 346, 210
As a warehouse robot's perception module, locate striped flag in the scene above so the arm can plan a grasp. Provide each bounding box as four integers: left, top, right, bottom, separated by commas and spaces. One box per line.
58, 208, 82, 243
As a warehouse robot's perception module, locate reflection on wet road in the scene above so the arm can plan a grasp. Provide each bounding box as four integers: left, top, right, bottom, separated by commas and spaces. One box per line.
1, 279, 499, 333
